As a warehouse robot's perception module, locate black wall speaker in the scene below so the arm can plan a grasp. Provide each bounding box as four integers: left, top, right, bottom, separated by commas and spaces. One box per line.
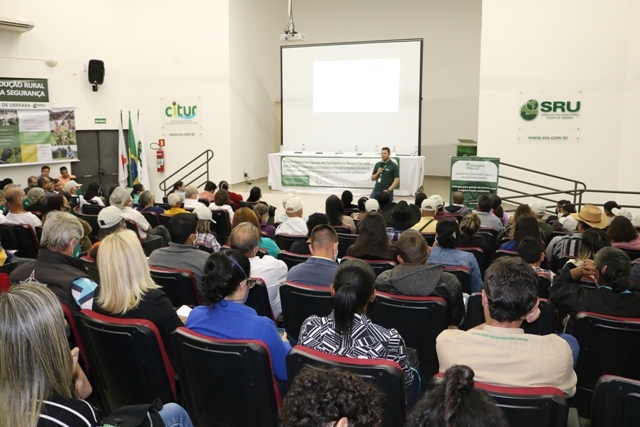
88, 60, 105, 85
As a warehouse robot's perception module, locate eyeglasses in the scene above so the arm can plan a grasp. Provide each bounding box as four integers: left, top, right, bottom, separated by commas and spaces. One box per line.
228, 256, 255, 289
244, 278, 256, 289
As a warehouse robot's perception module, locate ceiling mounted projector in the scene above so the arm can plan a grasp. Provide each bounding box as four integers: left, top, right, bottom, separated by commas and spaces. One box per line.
280, 32, 305, 42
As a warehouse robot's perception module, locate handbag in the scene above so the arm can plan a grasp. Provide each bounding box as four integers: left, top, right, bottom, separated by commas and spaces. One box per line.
102, 399, 166, 427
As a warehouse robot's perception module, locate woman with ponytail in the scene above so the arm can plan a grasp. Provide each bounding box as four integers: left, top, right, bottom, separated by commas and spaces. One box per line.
429, 218, 483, 293
185, 250, 291, 381
299, 258, 418, 407
407, 365, 507, 427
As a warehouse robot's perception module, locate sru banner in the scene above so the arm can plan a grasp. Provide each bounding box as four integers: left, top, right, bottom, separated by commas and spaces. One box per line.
0, 77, 50, 109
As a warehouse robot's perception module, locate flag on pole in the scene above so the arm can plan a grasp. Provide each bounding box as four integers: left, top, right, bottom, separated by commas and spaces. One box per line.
117, 111, 128, 187
127, 112, 139, 186
135, 110, 151, 191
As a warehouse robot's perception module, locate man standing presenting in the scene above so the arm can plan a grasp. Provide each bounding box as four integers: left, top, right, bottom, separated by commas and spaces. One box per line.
370, 147, 399, 203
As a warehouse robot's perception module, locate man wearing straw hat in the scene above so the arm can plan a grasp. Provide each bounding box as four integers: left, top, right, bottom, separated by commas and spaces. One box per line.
545, 205, 609, 263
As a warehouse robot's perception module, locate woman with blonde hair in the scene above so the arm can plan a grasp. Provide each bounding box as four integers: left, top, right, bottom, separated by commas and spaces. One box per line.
0, 283, 193, 427
232, 207, 280, 257
95, 230, 183, 352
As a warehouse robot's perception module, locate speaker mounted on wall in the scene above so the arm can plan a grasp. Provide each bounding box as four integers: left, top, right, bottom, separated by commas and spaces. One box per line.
88, 59, 105, 92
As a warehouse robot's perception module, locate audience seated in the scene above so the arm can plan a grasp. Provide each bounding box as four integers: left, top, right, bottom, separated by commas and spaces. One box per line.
603, 200, 621, 224
286, 224, 339, 287
4, 186, 42, 230
94, 230, 183, 357
490, 195, 509, 226
546, 199, 570, 224
351, 196, 376, 220
136, 190, 164, 215
131, 183, 144, 204
26, 187, 48, 215
497, 204, 533, 243
456, 213, 490, 255
247, 186, 267, 204
232, 207, 280, 257
193, 206, 221, 252
406, 365, 508, 427
218, 180, 243, 209
276, 193, 296, 223
0, 284, 195, 427
444, 191, 471, 217
38, 176, 55, 201
57, 166, 76, 187
414, 191, 428, 209
410, 197, 439, 233
428, 195, 450, 221
551, 201, 577, 232
518, 237, 554, 280
436, 257, 577, 396
230, 222, 287, 317
46, 193, 92, 252
382, 200, 421, 242
475, 195, 503, 231
82, 181, 105, 207
87, 206, 126, 260
253, 203, 276, 239
608, 214, 640, 249
429, 219, 483, 293
346, 211, 397, 261
111, 186, 170, 244
63, 180, 82, 198
377, 190, 393, 212
279, 367, 384, 427
275, 196, 307, 236
326, 194, 356, 234
164, 193, 187, 216
148, 213, 210, 302
499, 213, 543, 251
550, 246, 640, 317
10, 211, 98, 314
288, 213, 330, 255
185, 250, 291, 381
375, 229, 464, 326
198, 180, 217, 204
183, 185, 206, 210
530, 202, 553, 242
341, 190, 358, 210
299, 259, 418, 406
209, 188, 235, 222
170, 180, 185, 199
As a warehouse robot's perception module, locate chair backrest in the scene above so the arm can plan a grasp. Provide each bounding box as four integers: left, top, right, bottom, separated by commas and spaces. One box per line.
279, 281, 333, 340
276, 250, 311, 270
82, 204, 103, 215
571, 312, 640, 417
0, 223, 40, 259
443, 266, 471, 294
336, 232, 358, 258
332, 225, 351, 234
141, 211, 160, 228
209, 210, 231, 244
287, 345, 406, 427
422, 233, 436, 247
368, 292, 448, 379
457, 246, 486, 276
274, 233, 308, 251
245, 278, 275, 322
475, 231, 498, 254
149, 266, 201, 307
238, 201, 258, 209
61, 302, 89, 373
78, 256, 101, 284
494, 249, 519, 260
536, 271, 552, 298
77, 213, 100, 239
341, 256, 396, 277
171, 327, 281, 427
591, 375, 640, 427
125, 219, 162, 256
429, 373, 569, 427
78, 310, 176, 414
197, 198, 210, 207
620, 248, 640, 261
159, 214, 173, 228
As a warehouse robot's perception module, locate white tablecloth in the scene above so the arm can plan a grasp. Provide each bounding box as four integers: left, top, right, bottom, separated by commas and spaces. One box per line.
268, 152, 424, 196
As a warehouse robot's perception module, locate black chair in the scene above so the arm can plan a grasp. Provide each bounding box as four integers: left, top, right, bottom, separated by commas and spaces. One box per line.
77, 213, 100, 239
621, 248, 640, 261
422, 233, 436, 247
494, 249, 519, 259
197, 198, 210, 207
245, 278, 275, 322
475, 231, 496, 253
156, 202, 170, 210
279, 281, 333, 340
571, 312, 640, 417
429, 374, 570, 427
368, 292, 448, 379
78, 310, 176, 414
125, 220, 163, 256
341, 256, 396, 277
159, 214, 173, 228
443, 266, 471, 294
238, 201, 258, 209
61, 303, 89, 373
457, 246, 486, 276
149, 266, 202, 307
210, 210, 231, 244
337, 232, 358, 258
82, 204, 103, 215
591, 375, 640, 427
287, 345, 406, 427
332, 225, 351, 234
141, 211, 160, 228
171, 327, 281, 427
274, 233, 308, 251
78, 256, 100, 284
277, 251, 311, 270
0, 224, 40, 259
536, 271, 552, 298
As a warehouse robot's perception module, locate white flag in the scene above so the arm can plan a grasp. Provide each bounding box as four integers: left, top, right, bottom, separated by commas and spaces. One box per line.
118, 111, 128, 187
135, 111, 151, 191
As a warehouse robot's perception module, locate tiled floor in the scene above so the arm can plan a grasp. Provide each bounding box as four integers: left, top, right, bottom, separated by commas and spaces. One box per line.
229, 175, 451, 216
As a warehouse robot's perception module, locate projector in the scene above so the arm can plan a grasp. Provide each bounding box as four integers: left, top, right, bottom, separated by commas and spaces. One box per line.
281, 32, 306, 42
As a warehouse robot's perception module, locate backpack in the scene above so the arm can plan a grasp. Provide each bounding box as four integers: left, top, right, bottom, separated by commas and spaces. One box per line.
102, 399, 165, 427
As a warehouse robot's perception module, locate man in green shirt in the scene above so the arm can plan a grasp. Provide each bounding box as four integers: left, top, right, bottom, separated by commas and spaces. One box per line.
370, 147, 400, 202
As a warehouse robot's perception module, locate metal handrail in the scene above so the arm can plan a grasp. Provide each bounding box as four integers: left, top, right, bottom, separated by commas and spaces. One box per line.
576, 190, 640, 211
159, 150, 214, 196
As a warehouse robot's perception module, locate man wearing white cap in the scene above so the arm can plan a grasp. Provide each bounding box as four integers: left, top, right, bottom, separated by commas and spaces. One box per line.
110, 186, 169, 245
87, 206, 126, 260
276, 193, 307, 224
275, 197, 307, 236
530, 202, 553, 242
63, 180, 82, 195
411, 197, 439, 234
365, 198, 380, 213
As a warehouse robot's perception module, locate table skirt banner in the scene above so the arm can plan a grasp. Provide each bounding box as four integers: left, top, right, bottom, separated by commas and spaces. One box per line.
268, 153, 424, 196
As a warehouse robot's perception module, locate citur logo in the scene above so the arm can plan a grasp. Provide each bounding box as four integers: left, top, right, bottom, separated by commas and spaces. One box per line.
165, 101, 197, 119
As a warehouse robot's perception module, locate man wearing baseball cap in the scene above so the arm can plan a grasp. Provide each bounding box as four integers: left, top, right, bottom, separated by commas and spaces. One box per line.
530, 202, 553, 242
275, 196, 307, 236
109, 186, 169, 245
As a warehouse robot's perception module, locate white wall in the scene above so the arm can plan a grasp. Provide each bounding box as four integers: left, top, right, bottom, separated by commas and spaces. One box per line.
0, 0, 231, 197
478, 1, 640, 208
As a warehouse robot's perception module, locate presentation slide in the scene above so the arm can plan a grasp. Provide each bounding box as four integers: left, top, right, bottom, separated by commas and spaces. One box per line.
282, 39, 422, 155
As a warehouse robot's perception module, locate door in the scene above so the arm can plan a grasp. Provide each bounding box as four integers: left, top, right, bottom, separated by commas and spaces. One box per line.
74, 130, 127, 195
